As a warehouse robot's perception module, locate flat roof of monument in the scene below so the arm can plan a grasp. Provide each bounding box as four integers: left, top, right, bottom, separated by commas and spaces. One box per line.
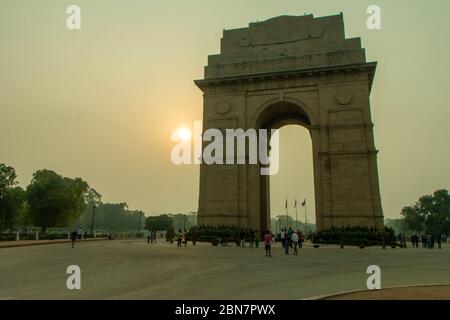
224, 12, 345, 31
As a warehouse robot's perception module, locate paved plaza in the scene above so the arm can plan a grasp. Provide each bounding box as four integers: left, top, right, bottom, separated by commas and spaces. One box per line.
0, 240, 449, 300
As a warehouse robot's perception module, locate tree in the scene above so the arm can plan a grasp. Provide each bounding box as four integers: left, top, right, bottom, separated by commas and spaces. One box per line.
85, 188, 102, 206
0, 164, 25, 230
0, 186, 26, 230
170, 212, 197, 231
79, 187, 103, 231
401, 206, 425, 233
145, 214, 173, 231
75, 202, 147, 232
401, 189, 450, 235
0, 164, 18, 191
26, 170, 89, 233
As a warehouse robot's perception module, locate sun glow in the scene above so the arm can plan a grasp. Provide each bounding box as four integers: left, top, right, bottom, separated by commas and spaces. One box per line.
176, 127, 191, 141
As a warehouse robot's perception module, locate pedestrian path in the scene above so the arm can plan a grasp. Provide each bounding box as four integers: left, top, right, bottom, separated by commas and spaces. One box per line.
0, 238, 108, 249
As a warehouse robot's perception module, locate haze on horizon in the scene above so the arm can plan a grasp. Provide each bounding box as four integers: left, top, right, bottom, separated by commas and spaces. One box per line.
1, 0, 449, 222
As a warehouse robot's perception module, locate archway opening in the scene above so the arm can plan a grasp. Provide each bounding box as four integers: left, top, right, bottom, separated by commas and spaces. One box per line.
269, 125, 315, 235
256, 101, 315, 234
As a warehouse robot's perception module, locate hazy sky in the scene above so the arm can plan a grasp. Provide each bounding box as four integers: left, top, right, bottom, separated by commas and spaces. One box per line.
1, 0, 449, 222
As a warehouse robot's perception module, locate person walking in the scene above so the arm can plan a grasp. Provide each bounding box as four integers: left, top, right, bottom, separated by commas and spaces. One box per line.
240, 229, 246, 247
183, 229, 188, 247
70, 229, 78, 248
177, 229, 183, 247
287, 227, 294, 248
254, 230, 260, 248
296, 229, 303, 249
249, 229, 255, 248
263, 230, 272, 257
284, 231, 290, 255
436, 234, 442, 249
291, 231, 299, 255
280, 228, 286, 250
192, 229, 197, 245
147, 231, 151, 244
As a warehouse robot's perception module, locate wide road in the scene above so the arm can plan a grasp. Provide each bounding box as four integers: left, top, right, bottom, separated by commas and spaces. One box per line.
0, 240, 449, 299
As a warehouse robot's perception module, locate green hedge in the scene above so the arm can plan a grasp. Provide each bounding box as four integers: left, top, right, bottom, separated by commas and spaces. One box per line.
312, 226, 396, 247
189, 225, 250, 243
187, 225, 396, 247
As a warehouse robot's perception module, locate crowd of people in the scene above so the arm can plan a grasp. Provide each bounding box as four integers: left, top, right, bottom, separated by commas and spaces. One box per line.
176, 229, 189, 247
144, 226, 309, 258
238, 229, 260, 248
144, 227, 308, 257
152, 228, 194, 247
235, 228, 306, 257
408, 233, 444, 249
146, 230, 157, 244
145, 227, 448, 256
278, 228, 304, 255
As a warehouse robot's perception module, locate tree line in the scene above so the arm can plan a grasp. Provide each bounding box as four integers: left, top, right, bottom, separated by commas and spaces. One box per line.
384, 190, 449, 236
144, 212, 197, 232
0, 163, 146, 233
400, 189, 450, 235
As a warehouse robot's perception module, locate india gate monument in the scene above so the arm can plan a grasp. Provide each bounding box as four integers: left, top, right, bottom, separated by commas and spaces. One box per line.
195, 14, 384, 232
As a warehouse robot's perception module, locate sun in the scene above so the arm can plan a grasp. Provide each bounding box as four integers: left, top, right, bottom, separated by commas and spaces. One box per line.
176, 127, 191, 141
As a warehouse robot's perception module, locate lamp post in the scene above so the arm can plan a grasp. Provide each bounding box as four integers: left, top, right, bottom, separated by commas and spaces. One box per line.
90, 204, 97, 236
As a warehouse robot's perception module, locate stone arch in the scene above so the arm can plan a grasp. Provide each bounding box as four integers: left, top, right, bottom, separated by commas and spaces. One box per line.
194, 14, 384, 233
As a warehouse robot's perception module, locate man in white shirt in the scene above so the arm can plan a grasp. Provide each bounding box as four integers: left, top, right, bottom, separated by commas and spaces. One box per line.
291, 232, 299, 255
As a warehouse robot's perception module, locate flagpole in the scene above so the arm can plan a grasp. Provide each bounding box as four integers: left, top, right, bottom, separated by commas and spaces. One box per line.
285, 202, 288, 229
304, 201, 308, 233
295, 199, 298, 231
